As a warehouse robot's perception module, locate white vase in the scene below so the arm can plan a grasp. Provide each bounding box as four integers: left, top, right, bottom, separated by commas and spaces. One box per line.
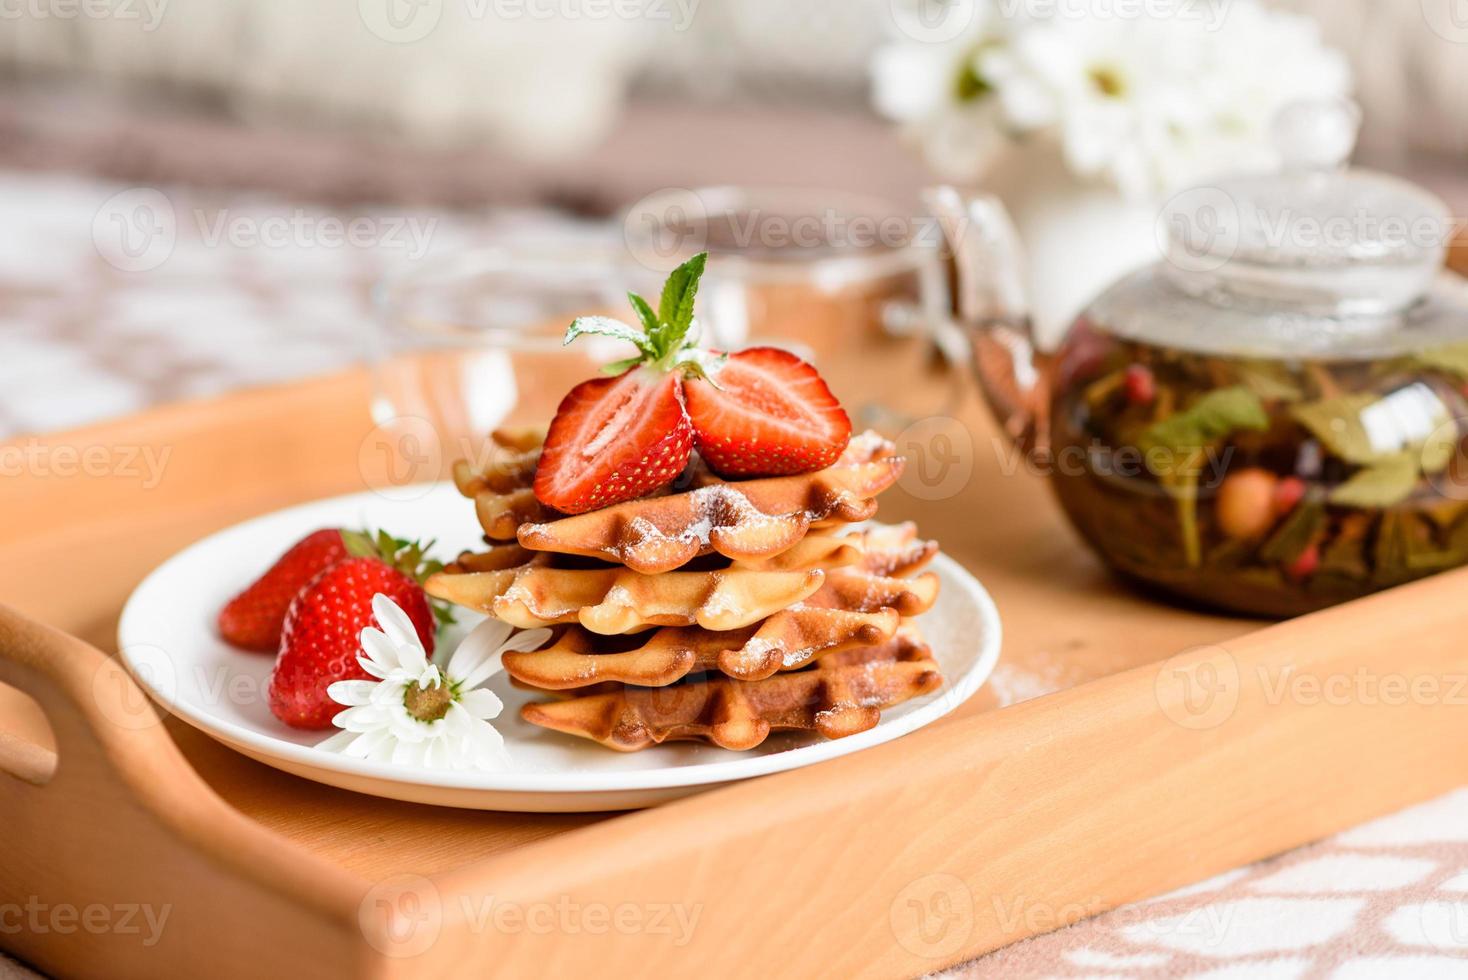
979, 141, 1163, 350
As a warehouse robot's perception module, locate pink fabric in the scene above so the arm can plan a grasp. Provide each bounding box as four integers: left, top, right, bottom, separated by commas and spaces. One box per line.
942, 790, 1468, 977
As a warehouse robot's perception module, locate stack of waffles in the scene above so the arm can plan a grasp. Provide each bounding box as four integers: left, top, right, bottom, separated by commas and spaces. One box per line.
425, 430, 946, 752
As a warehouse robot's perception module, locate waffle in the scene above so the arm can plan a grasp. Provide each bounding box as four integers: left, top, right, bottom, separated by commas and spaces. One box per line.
450, 524, 939, 686
452, 430, 905, 572
451, 429, 545, 541
520, 629, 941, 751
503, 600, 902, 690
424, 552, 826, 634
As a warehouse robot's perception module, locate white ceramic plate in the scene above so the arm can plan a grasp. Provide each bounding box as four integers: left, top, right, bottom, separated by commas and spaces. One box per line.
117, 484, 1002, 812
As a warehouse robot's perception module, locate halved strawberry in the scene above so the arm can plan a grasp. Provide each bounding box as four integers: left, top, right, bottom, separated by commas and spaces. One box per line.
683, 347, 851, 477
534, 368, 693, 514
218, 528, 347, 652
533, 253, 712, 514
535, 252, 855, 504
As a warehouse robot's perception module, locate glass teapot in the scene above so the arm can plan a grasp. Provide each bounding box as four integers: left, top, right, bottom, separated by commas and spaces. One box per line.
929, 100, 1468, 617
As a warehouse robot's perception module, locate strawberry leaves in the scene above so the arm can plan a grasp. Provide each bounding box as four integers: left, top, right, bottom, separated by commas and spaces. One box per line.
340, 529, 455, 628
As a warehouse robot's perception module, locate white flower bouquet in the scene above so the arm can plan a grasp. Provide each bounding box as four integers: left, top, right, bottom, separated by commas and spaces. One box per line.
873, 0, 1353, 200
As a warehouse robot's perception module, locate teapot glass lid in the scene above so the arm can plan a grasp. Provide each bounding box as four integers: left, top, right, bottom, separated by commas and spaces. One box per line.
1159, 99, 1453, 319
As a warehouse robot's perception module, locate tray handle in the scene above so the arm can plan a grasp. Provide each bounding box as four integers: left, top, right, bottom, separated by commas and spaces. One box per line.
0, 603, 167, 789
0, 603, 369, 980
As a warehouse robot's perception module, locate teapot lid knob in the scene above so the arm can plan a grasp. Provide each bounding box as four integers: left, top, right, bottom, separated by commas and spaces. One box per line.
1271, 97, 1361, 174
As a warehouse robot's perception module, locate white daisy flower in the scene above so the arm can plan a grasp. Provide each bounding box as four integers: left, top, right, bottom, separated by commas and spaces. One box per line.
316, 594, 551, 771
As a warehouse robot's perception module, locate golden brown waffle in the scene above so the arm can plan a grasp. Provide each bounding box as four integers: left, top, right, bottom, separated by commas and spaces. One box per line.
520, 629, 942, 752
452, 430, 904, 571
503, 605, 900, 689
492, 523, 940, 688
425, 553, 826, 634
451, 429, 545, 540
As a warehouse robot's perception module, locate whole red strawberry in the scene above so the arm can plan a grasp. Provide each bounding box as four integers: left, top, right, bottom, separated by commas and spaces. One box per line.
218, 528, 347, 651
268, 532, 446, 730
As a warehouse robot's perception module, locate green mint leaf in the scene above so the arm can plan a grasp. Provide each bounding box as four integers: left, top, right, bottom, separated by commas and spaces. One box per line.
1138, 386, 1269, 454
1328, 453, 1420, 508
601, 356, 645, 377
1289, 394, 1382, 465
563, 316, 655, 356
656, 252, 708, 345
1411, 343, 1468, 380
627, 292, 660, 337
1260, 500, 1324, 563
1233, 361, 1304, 402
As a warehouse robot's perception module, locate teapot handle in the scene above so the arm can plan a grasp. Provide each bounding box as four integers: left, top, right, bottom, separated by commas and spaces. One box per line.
923, 186, 1052, 463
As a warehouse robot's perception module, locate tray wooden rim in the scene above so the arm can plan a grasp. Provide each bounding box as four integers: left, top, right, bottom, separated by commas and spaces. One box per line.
5, 368, 1468, 979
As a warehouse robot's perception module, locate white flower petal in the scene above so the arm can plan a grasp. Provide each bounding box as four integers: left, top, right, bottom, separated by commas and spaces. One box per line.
316, 729, 359, 753
448, 617, 512, 680
344, 727, 393, 759
459, 687, 504, 721
498, 627, 554, 656
424, 738, 452, 770
336, 704, 390, 732
359, 627, 400, 672
373, 594, 421, 649
326, 680, 378, 707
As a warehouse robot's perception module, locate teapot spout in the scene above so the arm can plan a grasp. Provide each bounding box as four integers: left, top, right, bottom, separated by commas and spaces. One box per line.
923, 186, 1051, 462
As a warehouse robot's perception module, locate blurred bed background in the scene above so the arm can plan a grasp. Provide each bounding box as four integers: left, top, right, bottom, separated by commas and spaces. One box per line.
0, 0, 1464, 436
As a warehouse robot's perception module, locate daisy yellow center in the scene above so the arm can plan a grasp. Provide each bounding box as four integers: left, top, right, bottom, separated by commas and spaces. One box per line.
404, 680, 454, 723
1089, 64, 1126, 98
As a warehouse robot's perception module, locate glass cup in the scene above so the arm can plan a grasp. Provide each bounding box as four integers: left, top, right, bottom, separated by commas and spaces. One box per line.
620, 185, 968, 427
367, 242, 632, 496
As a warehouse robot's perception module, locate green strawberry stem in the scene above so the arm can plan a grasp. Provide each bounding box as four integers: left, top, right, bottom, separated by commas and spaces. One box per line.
340, 529, 456, 630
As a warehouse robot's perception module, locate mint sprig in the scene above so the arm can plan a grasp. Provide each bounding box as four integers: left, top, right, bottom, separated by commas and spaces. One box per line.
562, 252, 724, 381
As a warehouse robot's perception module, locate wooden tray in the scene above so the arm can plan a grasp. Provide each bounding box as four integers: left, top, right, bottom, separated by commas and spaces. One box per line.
4, 367, 1468, 979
